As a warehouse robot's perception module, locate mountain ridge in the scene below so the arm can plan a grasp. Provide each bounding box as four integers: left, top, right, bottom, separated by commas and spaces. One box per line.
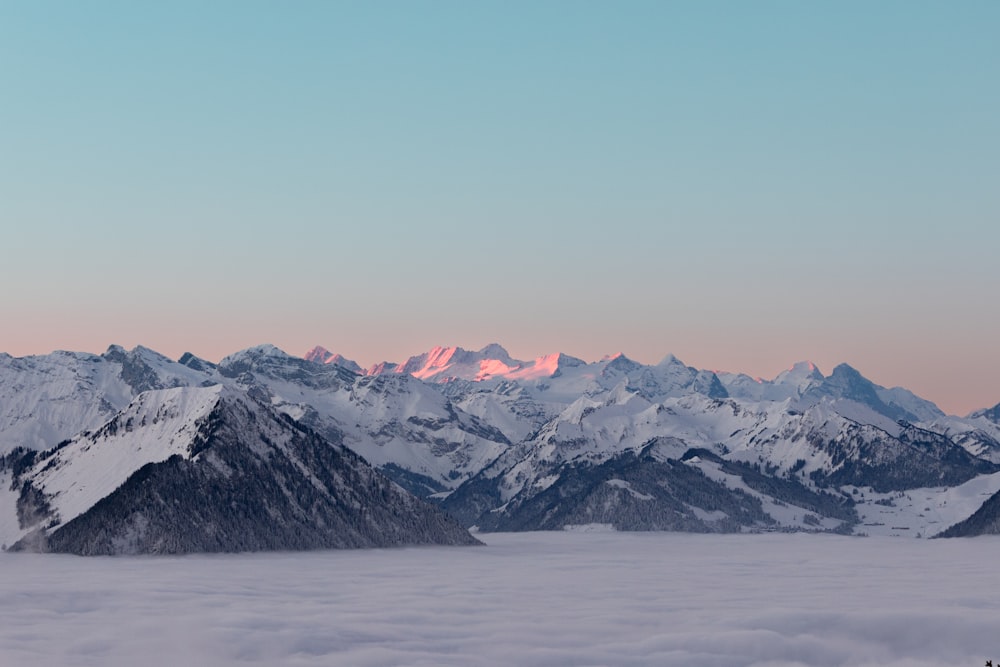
4, 341, 1000, 543
2, 385, 479, 554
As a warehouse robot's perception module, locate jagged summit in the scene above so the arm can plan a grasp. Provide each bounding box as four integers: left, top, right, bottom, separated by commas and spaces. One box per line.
773, 360, 825, 391
778, 360, 824, 378
658, 353, 681, 366
368, 345, 591, 383
304, 346, 363, 373
601, 353, 643, 375
221, 343, 289, 364
304, 345, 332, 363
477, 343, 513, 360
178, 351, 216, 372
970, 401, 1000, 423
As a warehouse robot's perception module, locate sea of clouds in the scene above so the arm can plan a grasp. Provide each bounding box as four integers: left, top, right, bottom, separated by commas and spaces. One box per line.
1, 531, 998, 666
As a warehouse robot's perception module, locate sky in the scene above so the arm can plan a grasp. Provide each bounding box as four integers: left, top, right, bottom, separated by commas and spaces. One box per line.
1, 1, 997, 414
1, 532, 999, 666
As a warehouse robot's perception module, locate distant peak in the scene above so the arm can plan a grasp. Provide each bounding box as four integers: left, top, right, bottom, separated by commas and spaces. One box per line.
477, 343, 511, 359
400, 345, 463, 379
785, 360, 824, 377
130, 345, 173, 363
552, 352, 586, 367
248, 343, 284, 354
221, 344, 289, 364
830, 362, 860, 377
303, 346, 362, 372
304, 345, 332, 363
773, 360, 825, 387
601, 352, 641, 375
657, 353, 683, 366
366, 361, 398, 375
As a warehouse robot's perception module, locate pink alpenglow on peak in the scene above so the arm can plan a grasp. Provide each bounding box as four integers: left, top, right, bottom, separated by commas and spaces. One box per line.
505, 352, 586, 381
366, 361, 398, 375
350, 345, 589, 384
387, 344, 522, 382
304, 346, 334, 364
475, 358, 521, 381
396, 346, 463, 380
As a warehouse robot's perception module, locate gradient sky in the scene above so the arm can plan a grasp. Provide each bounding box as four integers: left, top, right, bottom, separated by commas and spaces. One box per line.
1, 1, 997, 414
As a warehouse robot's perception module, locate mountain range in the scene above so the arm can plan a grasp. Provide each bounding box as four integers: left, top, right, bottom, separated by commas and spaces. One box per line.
3, 342, 1000, 552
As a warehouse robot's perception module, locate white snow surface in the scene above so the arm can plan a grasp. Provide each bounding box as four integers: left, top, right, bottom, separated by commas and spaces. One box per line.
251, 371, 509, 489
0, 346, 221, 455
850, 471, 1000, 537
10, 385, 225, 541
0, 350, 132, 452
1, 531, 998, 667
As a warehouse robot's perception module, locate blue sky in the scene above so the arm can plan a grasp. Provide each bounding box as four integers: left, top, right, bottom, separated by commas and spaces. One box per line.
1, 1, 997, 413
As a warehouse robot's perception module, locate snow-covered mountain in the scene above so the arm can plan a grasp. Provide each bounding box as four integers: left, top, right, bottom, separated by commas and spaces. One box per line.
0, 385, 478, 554
3, 341, 1000, 541
720, 361, 944, 423
440, 388, 996, 534
368, 344, 727, 403
0, 344, 511, 496
0, 345, 219, 454
303, 345, 363, 373
214, 345, 511, 495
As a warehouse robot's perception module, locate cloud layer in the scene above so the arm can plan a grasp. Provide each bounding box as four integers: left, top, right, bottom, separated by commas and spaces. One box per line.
1, 532, 998, 666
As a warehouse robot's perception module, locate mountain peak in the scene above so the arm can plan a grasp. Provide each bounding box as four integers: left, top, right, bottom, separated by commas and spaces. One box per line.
304, 345, 333, 363
775, 360, 825, 385
657, 353, 682, 366
791, 360, 820, 374
178, 352, 216, 372
303, 346, 362, 373
970, 401, 1000, 423
601, 353, 642, 375
398, 345, 467, 379
831, 362, 860, 376
477, 343, 512, 360
221, 344, 290, 364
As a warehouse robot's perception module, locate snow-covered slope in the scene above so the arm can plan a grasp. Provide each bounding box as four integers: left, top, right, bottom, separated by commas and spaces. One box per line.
0, 346, 219, 454
18, 386, 224, 539
0, 350, 132, 452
